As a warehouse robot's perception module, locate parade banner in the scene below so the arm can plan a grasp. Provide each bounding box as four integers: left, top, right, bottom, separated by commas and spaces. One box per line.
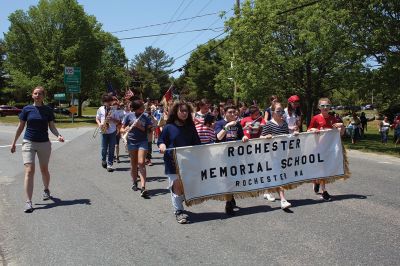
174, 130, 350, 206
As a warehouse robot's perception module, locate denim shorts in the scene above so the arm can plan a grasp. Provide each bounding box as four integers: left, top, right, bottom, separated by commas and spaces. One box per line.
127, 140, 148, 151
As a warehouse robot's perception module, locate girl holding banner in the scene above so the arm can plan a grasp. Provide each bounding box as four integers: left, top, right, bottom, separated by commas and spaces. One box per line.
307, 98, 345, 201
261, 102, 297, 209
158, 101, 201, 224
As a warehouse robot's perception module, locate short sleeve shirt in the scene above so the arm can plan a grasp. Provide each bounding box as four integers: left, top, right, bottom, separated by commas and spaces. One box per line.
214, 119, 244, 142
122, 112, 152, 143
96, 106, 120, 134
308, 114, 336, 130
19, 105, 55, 142
240, 116, 266, 139
261, 120, 289, 136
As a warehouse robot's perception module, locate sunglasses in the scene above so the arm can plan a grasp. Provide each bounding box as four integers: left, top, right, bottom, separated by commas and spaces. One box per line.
319, 104, 331, 108
275, 110, 285, 115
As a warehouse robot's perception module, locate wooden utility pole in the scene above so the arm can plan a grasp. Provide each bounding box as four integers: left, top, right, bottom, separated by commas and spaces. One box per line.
233, 0, 240, 105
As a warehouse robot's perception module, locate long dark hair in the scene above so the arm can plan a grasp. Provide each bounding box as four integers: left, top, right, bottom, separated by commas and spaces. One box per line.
166, 100, 195, 127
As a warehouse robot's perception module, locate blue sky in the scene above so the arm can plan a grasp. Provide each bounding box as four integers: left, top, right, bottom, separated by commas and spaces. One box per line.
0, 0, 236, 77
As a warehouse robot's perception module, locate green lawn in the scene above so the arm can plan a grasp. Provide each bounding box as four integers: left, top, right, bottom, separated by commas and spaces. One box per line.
0, 114, 96, 128
82, 106, 99, 116
342, 120, 400, 157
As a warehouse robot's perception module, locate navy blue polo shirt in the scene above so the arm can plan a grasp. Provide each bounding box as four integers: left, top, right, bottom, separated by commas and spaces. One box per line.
19, 105, 55, 142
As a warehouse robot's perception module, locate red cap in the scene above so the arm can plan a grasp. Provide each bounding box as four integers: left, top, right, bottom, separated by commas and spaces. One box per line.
288, 95, 300, 103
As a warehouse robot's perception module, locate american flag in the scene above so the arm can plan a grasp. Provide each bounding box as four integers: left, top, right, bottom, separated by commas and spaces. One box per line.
161, 85, 173, 107
124, 88, 134, 100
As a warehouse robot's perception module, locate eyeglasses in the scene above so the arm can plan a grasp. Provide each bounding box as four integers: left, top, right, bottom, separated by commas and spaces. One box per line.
319, 104, 331, 108
274, 110, 285, 115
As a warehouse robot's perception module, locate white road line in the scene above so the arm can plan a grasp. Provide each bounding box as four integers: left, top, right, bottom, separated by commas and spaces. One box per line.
0, 140, 70, 148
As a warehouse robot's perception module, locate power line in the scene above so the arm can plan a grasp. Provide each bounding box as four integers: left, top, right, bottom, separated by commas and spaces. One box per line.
118, 27, 224, 41
110, 11, 224, 34
161, 0, 214, 48
171, 10, 232, 57
129, 0, 324, 87
277, 0, 321, 15
150, 0, 187, 47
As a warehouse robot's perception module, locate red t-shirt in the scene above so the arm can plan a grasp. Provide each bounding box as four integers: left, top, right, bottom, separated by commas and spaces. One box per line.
308, 114, 336, 130
240, 116, 266, 139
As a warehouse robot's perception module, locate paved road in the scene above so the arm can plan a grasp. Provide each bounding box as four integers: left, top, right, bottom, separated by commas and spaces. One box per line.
0, 125, 399, 265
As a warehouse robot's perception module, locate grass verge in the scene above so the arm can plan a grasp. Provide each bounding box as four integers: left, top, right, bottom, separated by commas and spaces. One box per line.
342, 120, 399, 157
0, 114, 96, 128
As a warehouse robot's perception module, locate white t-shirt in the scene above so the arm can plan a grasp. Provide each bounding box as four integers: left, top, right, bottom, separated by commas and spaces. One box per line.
283, 108, 299, 133
380, 121, 390, 133
96, 106, 120, 134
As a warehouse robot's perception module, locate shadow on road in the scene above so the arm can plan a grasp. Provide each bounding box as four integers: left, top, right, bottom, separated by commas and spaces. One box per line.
186, 193, 368, 223
34, 197, 91, 210
288, 193, 368, 208
114, 167, 131, 172
149, 188, 169, 197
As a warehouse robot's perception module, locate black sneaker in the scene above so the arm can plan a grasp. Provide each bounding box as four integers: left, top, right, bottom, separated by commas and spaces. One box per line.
42, 189, 51, 200
314, 183, 320, 194
101, 161, 107, 168
141, 188, 149, 198
131, 181, 138, 191
175, 210, 188, 224
321, 191, 332, 201
24, 201, 33, 213
225, 200, 235, 215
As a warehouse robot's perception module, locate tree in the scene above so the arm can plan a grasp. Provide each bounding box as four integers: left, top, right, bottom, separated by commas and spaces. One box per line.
182, 39, 225, 102
223, 0, 366, 124
4, 0, 110, 115
95, 33, 128, 101
130, 46, 174, 99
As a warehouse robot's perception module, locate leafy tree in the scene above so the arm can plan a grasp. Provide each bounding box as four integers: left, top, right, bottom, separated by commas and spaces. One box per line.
130, 46, 174, 99
0, 39, 6, 88
223, 0, 368, 124
4, 0, 113, 115
182, 39, 225, 102
340, 0, 400, 110
95, 33, 128, 100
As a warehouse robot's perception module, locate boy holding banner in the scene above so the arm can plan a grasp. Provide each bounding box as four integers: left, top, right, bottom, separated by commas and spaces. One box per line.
158, 101, 201, 224
307, 98, 345, 201
215, 105, 248, 215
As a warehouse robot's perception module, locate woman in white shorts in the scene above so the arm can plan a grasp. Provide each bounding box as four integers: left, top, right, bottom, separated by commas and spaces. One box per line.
10, 86, 64, 213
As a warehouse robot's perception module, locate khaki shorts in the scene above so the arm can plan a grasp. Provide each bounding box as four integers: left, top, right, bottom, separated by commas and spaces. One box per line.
22, 139, 51, 165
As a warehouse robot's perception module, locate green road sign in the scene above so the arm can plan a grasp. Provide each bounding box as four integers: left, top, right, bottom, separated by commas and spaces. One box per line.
66, 84, 81, 93
54, 93, 66, 100
64, 67, 81, 85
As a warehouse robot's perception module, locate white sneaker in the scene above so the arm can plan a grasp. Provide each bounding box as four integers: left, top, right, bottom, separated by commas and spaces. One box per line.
263, 193, 276, 202
281, 200, 292, 209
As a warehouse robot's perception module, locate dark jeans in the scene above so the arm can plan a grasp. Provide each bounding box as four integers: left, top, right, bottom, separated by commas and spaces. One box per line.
380, 131, 388, 143
101, 131, 116, 166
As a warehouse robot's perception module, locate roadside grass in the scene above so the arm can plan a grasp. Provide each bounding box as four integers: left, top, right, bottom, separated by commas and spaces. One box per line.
0, 114, 96, 128
342, 120, 400, 157
82, 106, 98, 116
